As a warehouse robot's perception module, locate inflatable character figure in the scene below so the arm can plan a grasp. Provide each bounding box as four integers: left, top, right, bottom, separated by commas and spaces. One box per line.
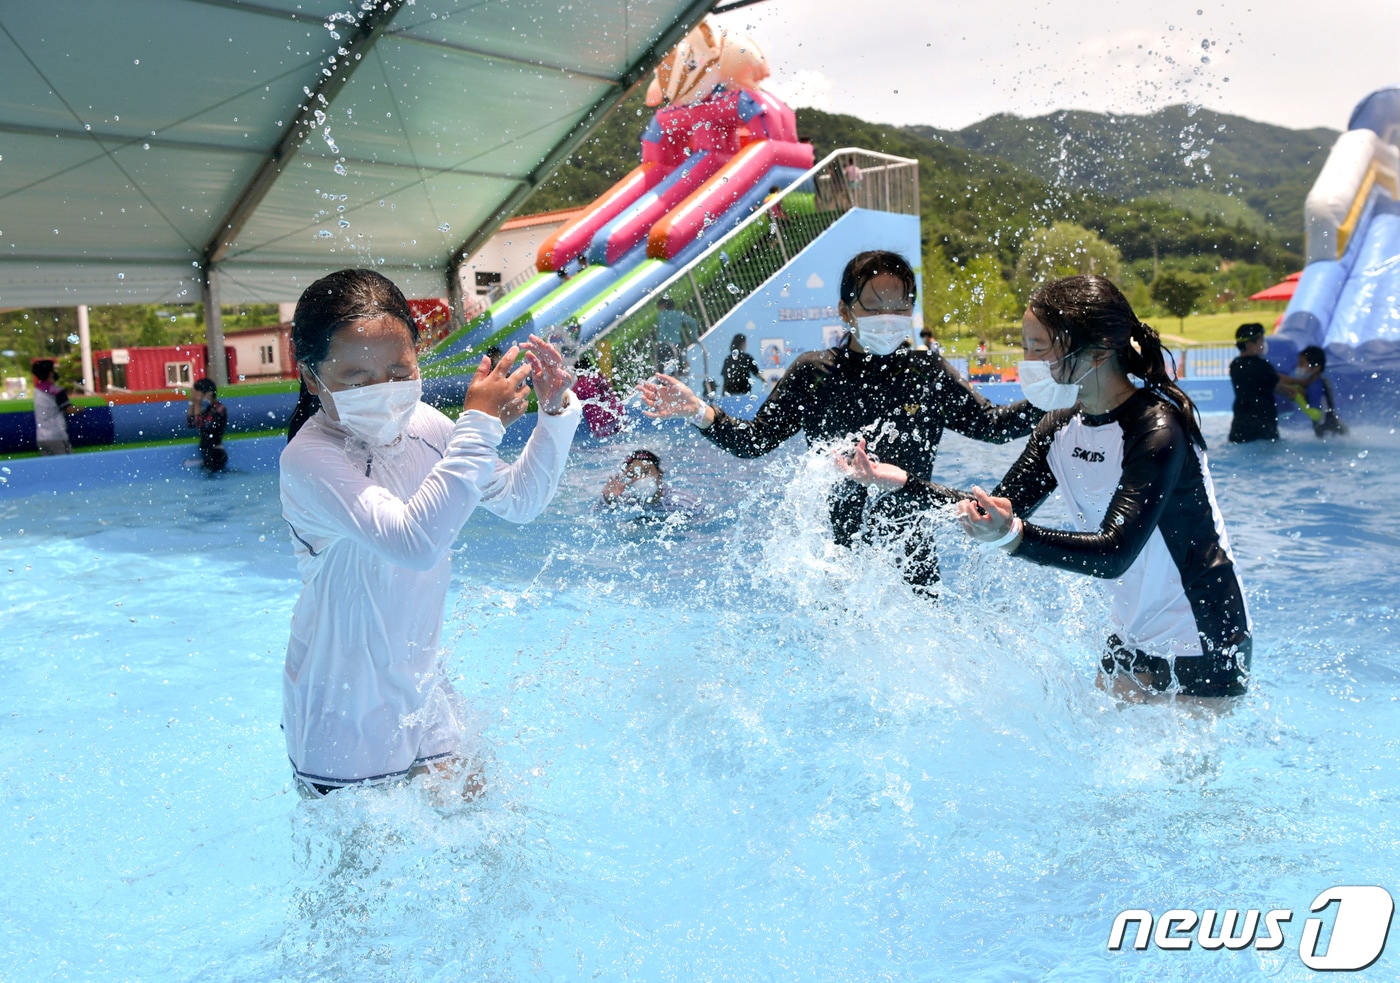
640, 18, 798, 168
533, 17, 809, 277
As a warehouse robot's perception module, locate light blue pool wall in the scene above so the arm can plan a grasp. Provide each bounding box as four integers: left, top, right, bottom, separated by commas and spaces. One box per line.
679, 209, 923, 393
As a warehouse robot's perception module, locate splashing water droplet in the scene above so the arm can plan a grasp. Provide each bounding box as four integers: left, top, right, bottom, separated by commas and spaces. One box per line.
726, 283, 740, 295
338, 219, 350, 229
438, 223, 451, 233
333, 163, 347, 176
317, 229, 334, 238
66, 334, 79, 344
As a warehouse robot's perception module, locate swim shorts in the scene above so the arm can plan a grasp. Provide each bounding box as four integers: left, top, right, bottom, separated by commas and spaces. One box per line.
1101, 633, 1251, 698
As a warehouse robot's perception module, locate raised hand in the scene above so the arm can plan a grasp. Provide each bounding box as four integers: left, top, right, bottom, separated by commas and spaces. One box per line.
520, 334, 575, 415
639, 374, 704, 421
957, 485, 1018, 545
834, 438, 907, 491
463, 345, 531, 422
600, 474, 627, 503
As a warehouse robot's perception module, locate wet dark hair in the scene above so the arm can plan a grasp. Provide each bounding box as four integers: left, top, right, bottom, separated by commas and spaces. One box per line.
1028, 274, 1205, 449
1299, 344, 1326, 370
624, 449, 661, 473
31, 359, 55, 380
193, 377, 217, 395
1235, 322, 1265, 350
287, 269, 418, 441
838, 250, 917, 309
657, 297, 674, 311
730, 333, 747, 349
575, 350, 594, 370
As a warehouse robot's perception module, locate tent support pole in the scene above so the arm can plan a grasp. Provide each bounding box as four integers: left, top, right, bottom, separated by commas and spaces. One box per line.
447, 262, 466, 333
76, 304, 95, 394
202, 266, 229, 388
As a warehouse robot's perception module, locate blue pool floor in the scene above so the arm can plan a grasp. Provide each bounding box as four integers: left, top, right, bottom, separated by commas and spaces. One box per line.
1, 414, 1397, 981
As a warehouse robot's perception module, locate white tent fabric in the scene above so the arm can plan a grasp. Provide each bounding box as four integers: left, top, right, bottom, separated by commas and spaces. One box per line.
0, 0, 713, 307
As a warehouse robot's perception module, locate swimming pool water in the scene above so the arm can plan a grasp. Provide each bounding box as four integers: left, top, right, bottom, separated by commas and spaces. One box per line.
1, 415, 1397, 981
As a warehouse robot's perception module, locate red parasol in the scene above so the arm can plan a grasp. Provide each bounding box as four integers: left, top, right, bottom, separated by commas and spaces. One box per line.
1249, 271, 1301, 302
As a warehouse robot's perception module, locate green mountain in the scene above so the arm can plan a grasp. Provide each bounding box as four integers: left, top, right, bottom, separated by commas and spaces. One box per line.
795, 107, 1301, 275
521, 96, 1308, 272
503, 99, 1309, 336
906, 106, 1337, 250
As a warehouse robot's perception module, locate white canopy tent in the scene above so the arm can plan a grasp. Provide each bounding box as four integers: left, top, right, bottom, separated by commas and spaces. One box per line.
0, 0, 716, 382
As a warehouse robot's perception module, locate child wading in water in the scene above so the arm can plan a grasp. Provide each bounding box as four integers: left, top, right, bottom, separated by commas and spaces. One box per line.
279, 269, 580, 796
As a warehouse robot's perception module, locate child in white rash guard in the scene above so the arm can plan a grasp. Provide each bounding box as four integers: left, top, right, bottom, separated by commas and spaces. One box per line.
279, 269, 580, 795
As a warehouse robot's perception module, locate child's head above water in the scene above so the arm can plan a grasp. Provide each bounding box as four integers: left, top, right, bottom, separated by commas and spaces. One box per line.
292, 269, 419, 372
1298, 344, 1327, 373
288, 269, 423, 443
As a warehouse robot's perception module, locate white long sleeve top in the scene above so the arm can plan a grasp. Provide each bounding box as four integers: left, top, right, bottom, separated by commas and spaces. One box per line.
278, 397, 580, 785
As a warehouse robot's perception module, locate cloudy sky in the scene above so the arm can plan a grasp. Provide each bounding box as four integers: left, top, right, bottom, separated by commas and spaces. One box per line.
713, 0, 1400, 133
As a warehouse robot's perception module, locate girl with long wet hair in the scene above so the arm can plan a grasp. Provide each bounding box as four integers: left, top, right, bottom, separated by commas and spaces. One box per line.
969, 274, 1249, 698
279, 269, 580, 795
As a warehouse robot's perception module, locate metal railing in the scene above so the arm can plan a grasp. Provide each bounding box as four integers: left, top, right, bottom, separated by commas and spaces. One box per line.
485, 265, 539, 305
941, 347, 1228, 383
580, 148, 920, 391
1176, 345, 1234, 378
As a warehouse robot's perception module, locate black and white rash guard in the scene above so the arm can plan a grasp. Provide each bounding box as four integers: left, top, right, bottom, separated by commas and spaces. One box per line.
915, 387, 1251, 695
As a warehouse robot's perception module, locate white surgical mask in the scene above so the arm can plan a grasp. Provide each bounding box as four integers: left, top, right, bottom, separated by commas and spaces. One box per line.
855, 314, 912, 356
316, 373, 422, 447
1018, 358, 1097, 411
632, 475, 662, 501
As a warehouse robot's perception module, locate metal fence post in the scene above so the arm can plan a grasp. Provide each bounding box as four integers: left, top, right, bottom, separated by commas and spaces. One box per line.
772, 218, 791, 265
688, 271, 711, 329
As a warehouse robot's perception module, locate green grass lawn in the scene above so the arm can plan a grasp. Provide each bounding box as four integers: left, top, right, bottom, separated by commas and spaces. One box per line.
935, 303, 1289, 356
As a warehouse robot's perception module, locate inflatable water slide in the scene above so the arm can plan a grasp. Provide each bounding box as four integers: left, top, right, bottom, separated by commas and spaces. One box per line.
1276, 86, 1400, 416
423, 19, 812, 374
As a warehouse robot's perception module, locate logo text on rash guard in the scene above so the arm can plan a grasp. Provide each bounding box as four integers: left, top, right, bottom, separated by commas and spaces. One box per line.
1072, 446, 1106, 462
1107, 886, 1394, 971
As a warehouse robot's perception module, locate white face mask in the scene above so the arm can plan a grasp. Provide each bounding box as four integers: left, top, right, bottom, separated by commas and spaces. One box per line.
854, 314, 912, 356
316, 374, 422, 447
1018, 357, 1097, 411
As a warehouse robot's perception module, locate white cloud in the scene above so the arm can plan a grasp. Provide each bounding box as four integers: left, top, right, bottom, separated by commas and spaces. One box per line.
767, 69, 835, 112
713, 0, 1400, 132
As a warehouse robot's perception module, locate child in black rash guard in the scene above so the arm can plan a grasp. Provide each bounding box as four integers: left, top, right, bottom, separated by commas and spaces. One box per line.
639, 251, 1041, 593
840, 275, 1252, 700
971, 276, 1249, 698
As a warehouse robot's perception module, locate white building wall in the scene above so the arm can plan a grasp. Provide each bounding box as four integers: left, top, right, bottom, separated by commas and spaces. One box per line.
457, 214, 576, 297
224, 329, 286, 380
